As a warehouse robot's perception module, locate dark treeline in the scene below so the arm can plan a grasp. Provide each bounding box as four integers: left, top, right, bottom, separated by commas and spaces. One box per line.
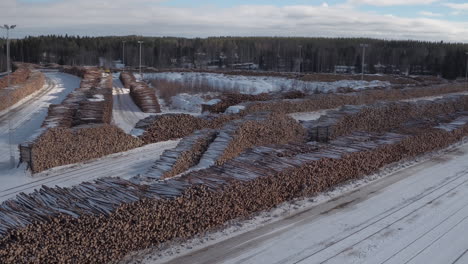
1, 35, 467, 79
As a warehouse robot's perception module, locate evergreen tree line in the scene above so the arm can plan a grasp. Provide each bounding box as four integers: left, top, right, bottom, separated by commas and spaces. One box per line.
0, 35, 467, 79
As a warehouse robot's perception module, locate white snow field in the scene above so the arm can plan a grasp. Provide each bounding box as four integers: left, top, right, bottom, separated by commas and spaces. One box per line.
131, 141, 468, 264
143, 72, 391, 95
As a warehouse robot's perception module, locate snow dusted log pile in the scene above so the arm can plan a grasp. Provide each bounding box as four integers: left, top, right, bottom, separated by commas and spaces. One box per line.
142, 129, 218, 180
28, 125, 143, 173
142, 112, 305, 180
242, 82, 468, 115
42, 67, 113, 128
207, 113, 306, 167
0, 66, 45, 111
120, 72, 161, 113
19, 67, 121, 173
138, 113, 241, 144
2, 118, 468, 263
302, 94, 468, 141
0, 65, 31, 90
202, 93, 272, 113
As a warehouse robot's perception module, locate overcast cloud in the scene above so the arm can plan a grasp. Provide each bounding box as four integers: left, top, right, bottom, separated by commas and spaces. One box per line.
1, 0, 468, 42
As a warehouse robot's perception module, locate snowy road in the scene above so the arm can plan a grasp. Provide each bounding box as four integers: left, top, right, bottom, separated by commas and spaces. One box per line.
112, 76, 151, 133
154, 143, 468, 264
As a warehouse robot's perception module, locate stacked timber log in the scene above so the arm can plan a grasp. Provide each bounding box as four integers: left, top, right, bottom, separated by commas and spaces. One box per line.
120, 72, 161, 113
302, 94, 468, 141
0, 66, 31, 90
196, 112, 306, 168
138, 113, 241, 144
2, 118, 468, 263
202, 93, 271, 113
28, 125, 143, 173
19, 67, 121, 173
41, 67, 113, 128
233, 82, 468, 115
142, 129, 218, 180
0, 67, 45, 111
60, 66, 87, 78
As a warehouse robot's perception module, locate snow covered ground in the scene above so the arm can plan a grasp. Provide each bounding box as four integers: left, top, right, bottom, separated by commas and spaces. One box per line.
112, 76, 152, 133
143, 72, 391, 95
124, 140, 468, 264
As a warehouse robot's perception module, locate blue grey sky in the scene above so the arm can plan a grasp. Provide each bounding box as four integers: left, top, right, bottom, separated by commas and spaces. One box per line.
3, 0, 468, 42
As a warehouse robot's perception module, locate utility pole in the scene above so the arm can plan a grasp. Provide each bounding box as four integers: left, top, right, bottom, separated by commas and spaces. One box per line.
465, 52, 468, 89
1, 24, 17, 169
298, 45, 303, 73
360, 44, 369, 80
122, 40, 126, 70
138, 41, 143, 77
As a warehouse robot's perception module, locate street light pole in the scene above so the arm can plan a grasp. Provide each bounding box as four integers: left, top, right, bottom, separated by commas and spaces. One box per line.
138, 41, 143, 77
1, 24, 17, 169
298, 45, 303, 73
360, 43, 369, 80
122, 40, 126, 70
465, 52, 468, 89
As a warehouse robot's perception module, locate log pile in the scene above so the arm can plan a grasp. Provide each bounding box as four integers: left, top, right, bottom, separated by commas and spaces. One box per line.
0, 66, 31, 90
120, 72, 161, 113
202, 93, 271, 113
196, 113, 306, 167
27, 124, 143, 173
2, 118, 468, 263
0, 70, 45, 111
240, 82, 468, 115
138, 113, 241, 144
303, 95, 468, 141
142, 129, 218, 180
41, 67, 113, 128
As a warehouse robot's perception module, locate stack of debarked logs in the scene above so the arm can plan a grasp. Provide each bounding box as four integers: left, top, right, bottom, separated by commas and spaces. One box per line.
1, 122, 468, 263
0, 65, 44, 111
29, 125, 144, 173
120, 71, 161, 113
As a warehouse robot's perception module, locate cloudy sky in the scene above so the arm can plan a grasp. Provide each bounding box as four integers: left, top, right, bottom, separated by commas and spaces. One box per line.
2, 0, 468, 42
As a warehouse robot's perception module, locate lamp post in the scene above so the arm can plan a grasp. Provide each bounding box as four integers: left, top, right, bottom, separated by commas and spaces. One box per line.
122, 40, 126, 71
298, 45, 303, 73
360, 43, 369, 80
0, 24, 17, 169
138, 41, 143, 77
465, 51, 468, 89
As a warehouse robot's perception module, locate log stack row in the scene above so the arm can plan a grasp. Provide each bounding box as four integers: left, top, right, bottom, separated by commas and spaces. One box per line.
19, 67, 119, 173
2, 117, 468, 263
137, 113, 241, 144
239, 82, 468, 115
0, 67, 44, 111
27, 125, 144, 173
120, 72, 161, 113
0, 65, 31, 90
302, 94, 468, 141
41, 67, 113, 128
141, 129, 218, 180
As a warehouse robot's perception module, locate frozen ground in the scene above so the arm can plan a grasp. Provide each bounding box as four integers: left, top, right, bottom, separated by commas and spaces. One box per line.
124, 140, 468, 264
112, 76, 152, 133
143, 72, 391, 95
